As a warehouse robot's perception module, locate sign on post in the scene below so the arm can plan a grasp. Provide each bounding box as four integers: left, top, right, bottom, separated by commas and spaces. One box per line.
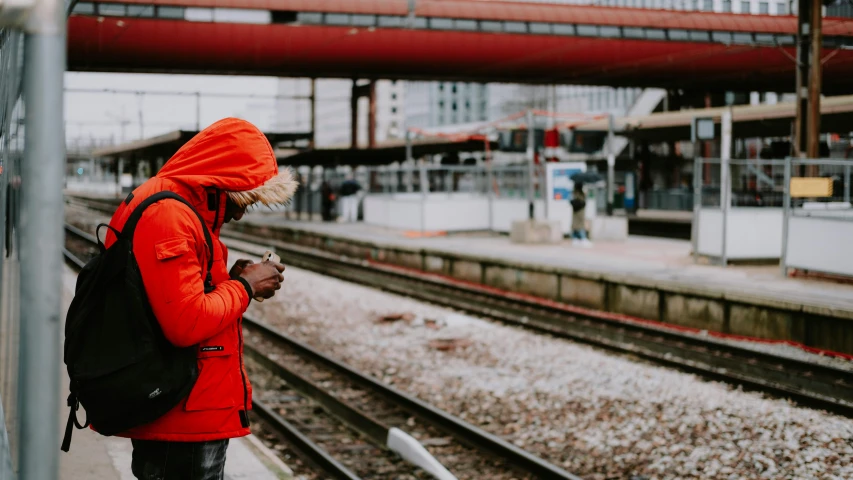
691, 117, 715, 143
790, 177, 833, 198
544, 162, 586, 223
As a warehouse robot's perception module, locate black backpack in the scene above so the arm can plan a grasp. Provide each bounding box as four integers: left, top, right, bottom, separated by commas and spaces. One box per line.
61, 191, 214, 452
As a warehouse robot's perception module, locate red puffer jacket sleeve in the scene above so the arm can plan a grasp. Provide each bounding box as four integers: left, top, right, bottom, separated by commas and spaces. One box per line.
132, 203, 250, 348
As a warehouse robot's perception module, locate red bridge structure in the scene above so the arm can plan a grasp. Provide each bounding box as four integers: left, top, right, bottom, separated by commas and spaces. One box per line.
68, 0, 853, 94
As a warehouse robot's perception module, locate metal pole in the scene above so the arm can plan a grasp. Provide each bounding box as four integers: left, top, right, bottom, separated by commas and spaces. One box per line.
806, 0, 822, 163
781, 156, 792, 276
20, 0, 65, 475
419, 163, 428, 234
845, 164, 851, 205
606, 113, 615, 216
195, 91, 201, 131
526, 110, 535, 220
309, 78, 316, 149
793, 0, 810, 158
692, 155, 701, 262
405, 129, 414, 193
720, 108, 732, 267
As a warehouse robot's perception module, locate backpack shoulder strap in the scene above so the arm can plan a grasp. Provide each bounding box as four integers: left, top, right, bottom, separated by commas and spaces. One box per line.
121, 191, 215, 275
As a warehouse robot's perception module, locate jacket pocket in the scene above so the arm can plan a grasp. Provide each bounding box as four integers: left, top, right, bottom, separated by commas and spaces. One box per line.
184, 346, 238, 411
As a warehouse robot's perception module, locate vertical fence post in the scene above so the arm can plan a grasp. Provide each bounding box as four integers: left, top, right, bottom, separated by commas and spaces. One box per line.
781, 157, 792, 276
692, 156, 701, 262
720, 109, 732, 267
526, 110, 535, 220
19, 0, 66, 475
845, 164, 851, 205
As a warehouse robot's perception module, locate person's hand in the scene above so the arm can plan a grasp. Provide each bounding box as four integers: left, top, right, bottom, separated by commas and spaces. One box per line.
239, 261, 285, 299
229, 259, 254, 280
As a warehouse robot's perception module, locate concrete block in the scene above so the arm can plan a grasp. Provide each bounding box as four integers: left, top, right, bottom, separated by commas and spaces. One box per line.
590, 216, 628, 241
484, 266, 519, 291
664, 295, 725, 332
609, 284, 660, 319
451, 260, 482, 284
517, 270, 559, 299
804, 315, 853, 355
729, 305, 792, 340
559, 276, 606, 309
387, 249, 423, 270
509, 220, 562, 244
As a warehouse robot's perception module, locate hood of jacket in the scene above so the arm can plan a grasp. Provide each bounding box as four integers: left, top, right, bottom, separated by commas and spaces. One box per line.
153, 117, 298, 232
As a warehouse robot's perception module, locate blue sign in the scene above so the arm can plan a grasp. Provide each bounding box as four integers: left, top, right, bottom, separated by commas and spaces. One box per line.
551, 167, 583, 200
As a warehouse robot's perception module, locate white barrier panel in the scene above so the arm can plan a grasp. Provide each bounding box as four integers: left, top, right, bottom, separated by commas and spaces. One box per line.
696, 208, 783, 260
423, 196, 490, 231
786, 215, 853, 277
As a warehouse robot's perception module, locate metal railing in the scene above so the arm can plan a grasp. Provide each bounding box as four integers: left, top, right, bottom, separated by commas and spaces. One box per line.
1, 0, 67, 476
363, 164, 548, 199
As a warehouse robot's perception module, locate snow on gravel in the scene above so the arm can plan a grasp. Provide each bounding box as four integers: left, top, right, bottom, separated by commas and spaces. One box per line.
238, 253, 853, 480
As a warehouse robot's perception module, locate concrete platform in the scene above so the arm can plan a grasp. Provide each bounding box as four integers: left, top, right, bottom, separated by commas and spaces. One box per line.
60, 265, 293, 480
230, 215, 853, 355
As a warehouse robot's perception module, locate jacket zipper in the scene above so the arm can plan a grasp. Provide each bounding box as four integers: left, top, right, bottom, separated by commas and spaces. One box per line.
237, 317, 250, 428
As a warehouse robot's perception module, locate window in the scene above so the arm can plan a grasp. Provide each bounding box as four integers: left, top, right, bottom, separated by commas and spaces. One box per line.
325, 13, 350, 25
157, 6, 184, 19
504, 21, 527, 33
755, 33, 775, 44
350, 14, 376, 27
599, 26, 621, 38
377, 15, 403, 27
297, 12, 323, 24
411, 17, 427, 28
576, 25, 598, 36
429, 17, 453, 29
645, 28, 666, 40
439, 83, 444, 91
722, 0, 732, 11
689, 30, 710, 42
552, 24, 574, 35
740, 1, 750, 13
99, 3, 126, 16
623, 27, 645, 39
391, 107, 397, 114
452, 102, 457, 111
480, 20, 502, 32
185, 7, 213, 22
759, 2, 769, 14
732, 32, 753, 44
703, 0, 713, 10
775, 34, 795, 45
455, 19, 477, 31
391, 93, 397, 100
529, 22, 551, 34
712, 31, 732, 43
668, 29, 689, 41
72, 2, 95, 14
776, 2, 788, 14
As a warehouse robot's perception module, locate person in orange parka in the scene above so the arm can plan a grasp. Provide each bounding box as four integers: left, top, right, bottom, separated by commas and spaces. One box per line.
105, 118, 297, 480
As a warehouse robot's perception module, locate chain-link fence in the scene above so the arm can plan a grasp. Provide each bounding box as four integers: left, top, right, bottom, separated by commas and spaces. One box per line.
0, 27, 25, 480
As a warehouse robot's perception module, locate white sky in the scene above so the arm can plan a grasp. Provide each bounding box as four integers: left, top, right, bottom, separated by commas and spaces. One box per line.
65, 72, 285, 147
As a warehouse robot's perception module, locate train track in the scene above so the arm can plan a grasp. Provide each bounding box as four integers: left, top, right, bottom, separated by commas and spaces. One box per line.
64, 196, 853, 407
63, 223, 581, 480
64, 197, 853, 417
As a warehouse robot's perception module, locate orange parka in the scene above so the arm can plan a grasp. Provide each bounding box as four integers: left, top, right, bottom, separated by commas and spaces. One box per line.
104, 118, 295, 441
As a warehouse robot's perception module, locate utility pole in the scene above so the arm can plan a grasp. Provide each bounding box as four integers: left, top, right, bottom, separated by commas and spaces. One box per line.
794, 0, 824, 171
527, 109, 535, 220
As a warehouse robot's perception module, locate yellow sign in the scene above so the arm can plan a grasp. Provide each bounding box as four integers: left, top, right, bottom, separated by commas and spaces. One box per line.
790, 177, 833, 198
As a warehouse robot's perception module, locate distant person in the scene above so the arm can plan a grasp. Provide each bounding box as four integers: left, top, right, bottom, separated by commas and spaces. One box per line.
320, 179, 336, 221
339, 175, 361, 222
105, 118, 296, 479
571, 182, 592, 247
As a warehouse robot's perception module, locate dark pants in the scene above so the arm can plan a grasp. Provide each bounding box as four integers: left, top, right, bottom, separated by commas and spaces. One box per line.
131, 439, 229, 480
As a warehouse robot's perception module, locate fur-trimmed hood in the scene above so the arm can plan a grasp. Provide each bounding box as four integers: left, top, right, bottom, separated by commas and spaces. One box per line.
157, 117, 298, 209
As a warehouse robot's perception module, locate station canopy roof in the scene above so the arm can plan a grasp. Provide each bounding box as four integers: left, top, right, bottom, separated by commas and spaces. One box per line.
573, 95, 853, 142
277, 137, 496, 167
92, 130, 312, 160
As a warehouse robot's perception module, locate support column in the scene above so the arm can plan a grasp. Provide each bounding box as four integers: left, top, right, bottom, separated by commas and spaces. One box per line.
794, 0, 810, 159
350, 80, 359, 149
19, 0, 66, 476
526, 110, 535, 220
806, 0, 822, 167
309, 78, 316, 149
368, 81, 377, 149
